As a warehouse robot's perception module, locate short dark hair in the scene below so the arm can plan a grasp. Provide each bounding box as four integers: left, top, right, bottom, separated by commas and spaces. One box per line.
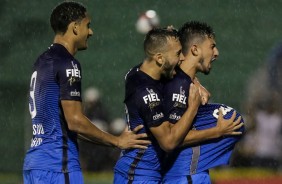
50, 1, 86, 34
144, 27, 179, 59
178, 21, 215, 56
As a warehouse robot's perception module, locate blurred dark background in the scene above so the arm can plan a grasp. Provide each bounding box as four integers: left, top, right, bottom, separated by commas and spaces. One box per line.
1, 0, 282, 183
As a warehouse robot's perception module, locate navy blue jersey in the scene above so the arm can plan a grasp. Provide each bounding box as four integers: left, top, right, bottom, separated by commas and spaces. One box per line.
114, 65, 165, 181
162, 67, 244, 178
23, 44, 82, 172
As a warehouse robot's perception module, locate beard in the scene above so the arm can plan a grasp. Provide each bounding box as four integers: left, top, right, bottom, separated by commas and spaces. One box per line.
161, 60, 175, 79
199, 57, 211, 75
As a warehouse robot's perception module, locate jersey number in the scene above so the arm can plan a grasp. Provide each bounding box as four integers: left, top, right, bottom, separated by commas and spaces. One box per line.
29, 71, 37, 119
213, 106, 233, 119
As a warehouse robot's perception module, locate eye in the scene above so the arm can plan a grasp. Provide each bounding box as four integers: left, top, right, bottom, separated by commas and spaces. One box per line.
177, 50, 182, 56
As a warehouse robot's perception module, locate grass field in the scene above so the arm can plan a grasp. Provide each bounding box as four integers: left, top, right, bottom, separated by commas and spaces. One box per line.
1, 168, 282, 184
0, 172, 114, 184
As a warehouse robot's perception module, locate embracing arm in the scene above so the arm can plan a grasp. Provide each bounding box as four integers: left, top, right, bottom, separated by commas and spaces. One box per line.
61, 100, 150, 149
181, 109, 243, 146
150, 83, 201, 152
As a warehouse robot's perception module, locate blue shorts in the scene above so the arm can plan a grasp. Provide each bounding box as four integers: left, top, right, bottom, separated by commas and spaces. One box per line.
162, 171, 211, 184
114, 171, 161, 184
23, 170, 83, 184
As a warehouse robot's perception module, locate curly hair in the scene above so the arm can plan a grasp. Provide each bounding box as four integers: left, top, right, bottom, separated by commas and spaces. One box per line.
50, 1, 86, 34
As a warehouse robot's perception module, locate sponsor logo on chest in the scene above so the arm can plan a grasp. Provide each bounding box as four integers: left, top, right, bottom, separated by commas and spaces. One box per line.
153, 112, 164, 120
66, 61, 81, 78
66, 68, 81, 78
66, 61, 81, 86
70, 90, 81, 97
143, 93, 160, 104
143, 88, 160, 104
143, 88, 161, 110
172, 93, 186, 104
172, 86, 187, 104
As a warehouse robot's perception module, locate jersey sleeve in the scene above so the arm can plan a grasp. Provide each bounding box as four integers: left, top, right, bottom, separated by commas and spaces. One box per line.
163, 78, 190, 124
135, 86, 165, 127
55, 59, 82, 101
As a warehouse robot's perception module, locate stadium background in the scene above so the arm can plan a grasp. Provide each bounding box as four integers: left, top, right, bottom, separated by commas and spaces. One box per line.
1, 0, 282, 183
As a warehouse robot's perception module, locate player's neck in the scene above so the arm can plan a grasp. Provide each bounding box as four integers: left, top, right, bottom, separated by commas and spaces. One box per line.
140, 60, 161, 80
180, 60, 196, 80
53, 34, 77, 56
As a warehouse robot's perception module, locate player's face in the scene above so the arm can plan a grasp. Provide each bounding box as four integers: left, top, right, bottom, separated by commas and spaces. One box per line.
76, 14, 93, 51
197, 37, 219, 75
161, 38, 184, 79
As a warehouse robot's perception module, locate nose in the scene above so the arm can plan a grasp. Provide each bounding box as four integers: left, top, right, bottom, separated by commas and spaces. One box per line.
89, 28, 94, 36
179, 52, 185, 62
214, 47, 219, 58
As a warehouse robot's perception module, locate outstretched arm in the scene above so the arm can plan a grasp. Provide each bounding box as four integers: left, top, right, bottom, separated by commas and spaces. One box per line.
77, 125, 148, 147
62, 100, 150, 149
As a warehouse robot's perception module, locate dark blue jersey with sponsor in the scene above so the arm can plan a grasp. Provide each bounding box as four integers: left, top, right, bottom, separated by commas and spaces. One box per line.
23, 44, 82, 172
114, 65, 165, 181
162, 67, 244, 178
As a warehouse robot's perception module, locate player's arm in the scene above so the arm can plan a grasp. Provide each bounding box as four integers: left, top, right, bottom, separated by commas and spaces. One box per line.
150, 83, 201, 152
77, 125, 146, 146
181, 108, 244, 146
193, 76, 210, 105
61, 100, 150, 149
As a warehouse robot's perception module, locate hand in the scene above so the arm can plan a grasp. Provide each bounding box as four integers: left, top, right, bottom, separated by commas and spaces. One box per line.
188, 83, 201, 109
117, 125, 151, 149
193, 78, 210, 105
198, 86, 210, 105
216, 108, 244, 136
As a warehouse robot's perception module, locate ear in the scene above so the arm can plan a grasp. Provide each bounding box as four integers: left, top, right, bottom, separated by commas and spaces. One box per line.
154, 53, 163, 67
71, 22, 79, 35
191, 44, 199, 56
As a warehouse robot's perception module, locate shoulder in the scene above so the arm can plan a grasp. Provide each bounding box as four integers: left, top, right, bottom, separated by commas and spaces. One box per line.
163, 74, 192, 100
125, 65, 149, 87
125, 66, 162, 100
164, 69, 192, 89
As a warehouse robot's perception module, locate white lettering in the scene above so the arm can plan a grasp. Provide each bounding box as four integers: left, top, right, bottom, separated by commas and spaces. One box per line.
143, 96, 149, 104
31, 137, 43, 147
66, 69, 81, 78
169, 113, 181, 120
29, 71, 37, 119
153, 112, 164, 120
143, 93, 160, 104
172, 93, 186, 104
213, 106, 233, 119
70, 90, 81, 97
32, 124, 44, 135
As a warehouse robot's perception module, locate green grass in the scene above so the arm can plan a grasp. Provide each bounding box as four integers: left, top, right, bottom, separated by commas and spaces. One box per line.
1, 168, 281, 184
0, 173, 22, 184
84, 172, 113, 184
0, 172, 114, 184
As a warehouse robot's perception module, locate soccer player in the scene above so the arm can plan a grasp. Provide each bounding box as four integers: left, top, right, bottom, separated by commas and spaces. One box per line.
162, 21, 245, 184
113, 27, 242, 184
23, 1, 150, 184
